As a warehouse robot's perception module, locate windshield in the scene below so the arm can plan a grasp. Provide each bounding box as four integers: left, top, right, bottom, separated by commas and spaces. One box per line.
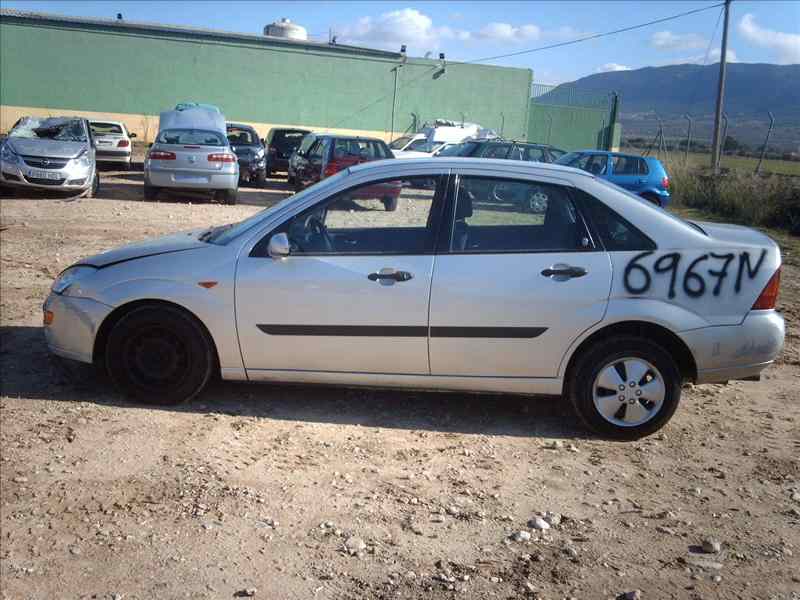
157, 129, 226, 146
389, 136, 413, 150
436, 141, 479, 157
10, 117, 87, 142
90, 122, 124, 136
406, 139, 443, 153
555, 152, 582, 166
273, 130, 307, 154
227, 127, 257, 145
205, 170, 351, 245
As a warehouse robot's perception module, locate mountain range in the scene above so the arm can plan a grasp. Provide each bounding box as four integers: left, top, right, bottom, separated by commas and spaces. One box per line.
547, 63, 800, 151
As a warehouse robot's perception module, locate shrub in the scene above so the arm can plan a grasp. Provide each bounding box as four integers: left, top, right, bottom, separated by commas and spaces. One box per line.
667, 161, 800, 235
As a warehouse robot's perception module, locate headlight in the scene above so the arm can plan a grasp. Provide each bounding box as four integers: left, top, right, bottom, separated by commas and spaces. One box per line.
51, 265, 97, 295
255, 147, 265, 159
71, 150, 92, 169
0, 143, 19, 164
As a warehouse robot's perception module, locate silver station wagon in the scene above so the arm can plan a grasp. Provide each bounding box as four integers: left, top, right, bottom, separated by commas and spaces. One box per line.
43, 158, 784, 439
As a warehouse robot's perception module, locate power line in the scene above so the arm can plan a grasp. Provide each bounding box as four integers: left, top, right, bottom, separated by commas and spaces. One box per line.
464, 2, 725, 64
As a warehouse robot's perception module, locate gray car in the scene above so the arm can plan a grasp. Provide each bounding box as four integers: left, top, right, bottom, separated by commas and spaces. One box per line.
143, 107, 238, 204
43, 158, 784, 439
0, 116, 99, 196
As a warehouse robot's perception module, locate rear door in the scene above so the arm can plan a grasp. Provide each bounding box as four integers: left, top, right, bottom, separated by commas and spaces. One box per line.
609, 155, 647, 193
428, 173, 612, 378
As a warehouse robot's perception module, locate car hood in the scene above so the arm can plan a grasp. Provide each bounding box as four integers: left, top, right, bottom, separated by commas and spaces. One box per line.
695, 221, 778, 250
6, 137, 88, 159
77, 229, 210, 268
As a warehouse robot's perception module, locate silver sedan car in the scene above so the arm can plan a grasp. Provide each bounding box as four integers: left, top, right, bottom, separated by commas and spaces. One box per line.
143, 107, 238, 204
43, 158, 784, 439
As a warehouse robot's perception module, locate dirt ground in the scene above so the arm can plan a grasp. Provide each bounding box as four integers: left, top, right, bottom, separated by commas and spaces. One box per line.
1, 166, 799, 600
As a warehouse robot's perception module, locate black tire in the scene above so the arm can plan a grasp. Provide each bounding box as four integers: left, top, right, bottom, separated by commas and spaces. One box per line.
287, 173, 295, 185
105, 305, 215, 405
254, 168, 267, 188
382, 196, 399, 212
84, 172, 100, 198
568, 335, 681, 440
215, 188, 238, 205
642, 193, 662, 207
143, 184, 159, 200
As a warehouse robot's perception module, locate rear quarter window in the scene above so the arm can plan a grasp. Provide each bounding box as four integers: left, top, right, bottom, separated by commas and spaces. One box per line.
576, 190, 656, 251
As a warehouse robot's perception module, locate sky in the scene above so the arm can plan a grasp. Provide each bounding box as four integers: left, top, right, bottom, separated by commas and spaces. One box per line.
3, 0, 799, 83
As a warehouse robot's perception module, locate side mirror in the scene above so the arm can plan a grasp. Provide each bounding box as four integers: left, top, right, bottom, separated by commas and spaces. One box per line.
267, 232, 290, 259
130, 132, 137, 139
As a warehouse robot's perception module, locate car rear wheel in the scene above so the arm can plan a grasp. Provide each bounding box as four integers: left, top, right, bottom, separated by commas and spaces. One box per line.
143, 185, 159, 200
215, 189, 238, 205
642, 193, 662, 207
382, 196, 399, 211
255, 169, 267, 188
106, 305, 215, 405
569, 336, 681, 440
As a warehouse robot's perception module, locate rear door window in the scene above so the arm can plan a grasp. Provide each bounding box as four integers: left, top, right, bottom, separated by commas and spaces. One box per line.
521, 145, 547, 163
611, 155, 638, 175
479, 144, 512, 159
444, 176, 592, 253
638, 159, 650, 175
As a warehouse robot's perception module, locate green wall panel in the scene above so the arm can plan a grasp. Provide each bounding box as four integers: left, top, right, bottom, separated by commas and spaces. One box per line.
527, 102, 612, 151
0, 19, 531, 138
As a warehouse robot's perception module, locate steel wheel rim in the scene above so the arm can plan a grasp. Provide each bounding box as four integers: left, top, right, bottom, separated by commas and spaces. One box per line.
121, 325, 190, 393
592, 357, 665, 427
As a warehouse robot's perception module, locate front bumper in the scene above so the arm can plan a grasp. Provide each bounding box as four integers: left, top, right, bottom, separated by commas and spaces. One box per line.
237, 157, 266, 179
0, 158, 93, 191
43, 293, 114, 364
681, 310, 785, 384
144, 165, 238, 191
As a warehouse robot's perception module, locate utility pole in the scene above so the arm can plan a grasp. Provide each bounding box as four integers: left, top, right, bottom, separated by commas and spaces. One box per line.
710, 0, 732, 174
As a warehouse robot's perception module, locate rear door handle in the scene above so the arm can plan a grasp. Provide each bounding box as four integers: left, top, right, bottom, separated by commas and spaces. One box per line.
541, 265, 587, 279
368, 269, 413, 282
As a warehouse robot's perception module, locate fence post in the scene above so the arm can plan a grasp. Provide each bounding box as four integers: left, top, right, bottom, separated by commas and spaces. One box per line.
755, 111, 775, 175
683, 114, 693, 165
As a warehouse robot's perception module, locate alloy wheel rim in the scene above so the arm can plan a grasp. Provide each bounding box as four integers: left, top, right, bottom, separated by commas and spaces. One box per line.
592, 357, 665, 427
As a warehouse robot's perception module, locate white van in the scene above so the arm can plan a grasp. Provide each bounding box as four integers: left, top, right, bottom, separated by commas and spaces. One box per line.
391, 120, 483, 159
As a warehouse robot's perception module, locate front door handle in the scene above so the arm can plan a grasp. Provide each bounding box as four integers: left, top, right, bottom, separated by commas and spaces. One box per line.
368, 269, 413, 282
541, 265, 587, 279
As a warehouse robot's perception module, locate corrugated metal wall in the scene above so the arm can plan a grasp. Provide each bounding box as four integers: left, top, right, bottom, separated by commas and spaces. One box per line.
527, 84, 619, 151
0, 15, 532, 141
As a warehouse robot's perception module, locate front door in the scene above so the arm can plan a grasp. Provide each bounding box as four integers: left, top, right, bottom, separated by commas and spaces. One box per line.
236, 175, 446, 375
428, 174, 612, 378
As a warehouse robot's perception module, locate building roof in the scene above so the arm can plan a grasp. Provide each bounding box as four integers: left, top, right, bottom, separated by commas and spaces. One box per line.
0, 8, 401, 59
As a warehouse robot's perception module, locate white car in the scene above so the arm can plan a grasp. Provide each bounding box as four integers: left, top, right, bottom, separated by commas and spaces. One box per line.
43, 158, 784, 439
89, 120, 135, 169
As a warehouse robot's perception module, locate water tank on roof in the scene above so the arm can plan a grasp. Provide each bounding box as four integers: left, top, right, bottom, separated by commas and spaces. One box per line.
263, 18, 308, 41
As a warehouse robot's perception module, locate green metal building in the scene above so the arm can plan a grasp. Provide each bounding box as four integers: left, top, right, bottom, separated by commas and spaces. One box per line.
0, 9, 533, 142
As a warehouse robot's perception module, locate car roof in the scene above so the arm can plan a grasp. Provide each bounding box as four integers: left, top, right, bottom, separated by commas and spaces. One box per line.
347, 156, 593, 179
226, 122, 256, 130
89, 119, 124, 125
317, 133, 386, 142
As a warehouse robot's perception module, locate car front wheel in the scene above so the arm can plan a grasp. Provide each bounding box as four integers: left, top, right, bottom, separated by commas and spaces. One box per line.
569, 336, 681, 440
106, 305, 215, 405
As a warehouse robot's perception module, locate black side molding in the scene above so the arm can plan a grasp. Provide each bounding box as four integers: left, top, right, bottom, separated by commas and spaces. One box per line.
257, 325, 547, 339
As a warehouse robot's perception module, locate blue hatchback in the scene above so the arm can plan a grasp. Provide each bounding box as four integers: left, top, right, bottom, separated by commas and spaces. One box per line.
555, 151, 671, 207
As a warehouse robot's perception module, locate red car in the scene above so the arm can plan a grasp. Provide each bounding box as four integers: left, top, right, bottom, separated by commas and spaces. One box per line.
292, 135, 402, 210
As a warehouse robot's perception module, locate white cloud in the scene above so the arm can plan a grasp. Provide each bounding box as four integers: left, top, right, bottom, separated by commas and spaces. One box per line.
597, 63, 632, 72
660, 47, 738, 66
335, 8, 585, 52
650, 30, 708, 51
738, 13, 800, 64
336, 8, 468, 51
477, 22, 541, 43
